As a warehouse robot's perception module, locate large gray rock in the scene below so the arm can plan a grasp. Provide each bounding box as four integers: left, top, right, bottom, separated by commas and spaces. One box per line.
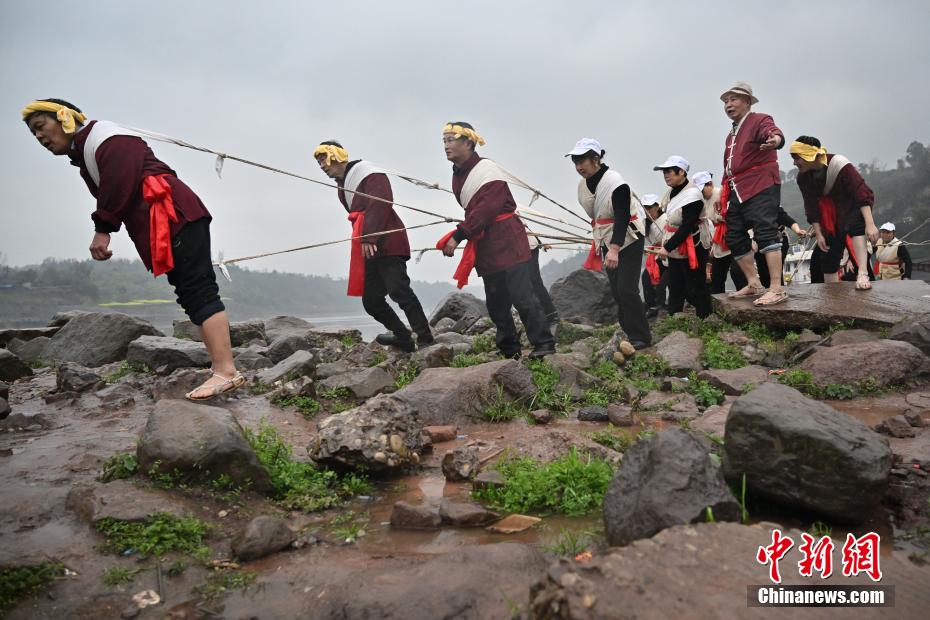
56, 362, 103, 393
655, 331, 703, 376
310, 543, 547, 620
713, 279, 930, 331
231, 516, 296, 561
43, 312, 161, 367
392, 359, 537, 427
126, 335, 210, 373
390, 501, 441, 530
317, 366, 394, 399
0, 326, 59, 348
48, 310, 92, 328
256, 350, 317, 385
410, 343, 454, 369
0, 397, 9, 420
547, 354, 598, 398
889, 314, 930, 356
265, 334, 314, 364
441, 446, 480, 481
153, 368, 209, 401
826, 328, 879, 347
263, 316, 315, 342
549, 269, 616, 325
603, 428, 740, 546
0, 380, 8, 401
438, 499, 500, 527
800, 339, 930, 388
137, 399, 272, 493
697, 365, 770, 396
0, 349, 32, 382
7, 336, 50, 365
723, 382, 891, 520
428, 292, 489, 327
234, 348, 273, 371
309, 394, 423, 471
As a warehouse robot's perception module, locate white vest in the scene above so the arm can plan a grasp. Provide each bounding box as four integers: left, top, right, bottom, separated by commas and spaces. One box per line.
82, 120, 138, 188
458, 159, 513, 210
874, 238, 903, 279
824, 154, 853, 195
661, 183, 707, 259
576, 169, 646, 251
342, 160, 386, 209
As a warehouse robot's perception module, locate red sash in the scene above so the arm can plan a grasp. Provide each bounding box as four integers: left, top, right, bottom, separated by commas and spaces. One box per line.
645, 253, 661, 285
583, 218, 616, 271
346, 211, 366, 296
141, 174, 179, 277
819, 197, 837, 237
436, 212, 517, 289
665, 224, 699, 270
716, 163, 772, 252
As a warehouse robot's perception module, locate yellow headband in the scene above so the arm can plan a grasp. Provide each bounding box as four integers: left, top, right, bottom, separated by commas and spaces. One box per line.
313, 144, 349, 166
21, 100, 87, 134
789, 141, 828, 165
442, 123, 486, 146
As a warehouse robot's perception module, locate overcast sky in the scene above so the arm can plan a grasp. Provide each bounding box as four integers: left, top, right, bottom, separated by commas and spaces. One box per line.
2, 0, 928, 285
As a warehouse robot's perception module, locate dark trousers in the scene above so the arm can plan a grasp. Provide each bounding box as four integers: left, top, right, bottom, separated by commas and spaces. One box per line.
725, 184, 782, 258
810, 246, 825, 283
642, 261, 668, 309
529, 247, 559, 325
362, 256, 431, 340
166, 218, 225, 326
667, 243, 712, 318
755, 235, 789, 288
483, 260, 555, 356
605, 238, 651, 346
710, 254, 748, 294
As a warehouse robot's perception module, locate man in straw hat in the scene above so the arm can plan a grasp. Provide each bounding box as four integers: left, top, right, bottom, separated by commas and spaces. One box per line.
718, 81, 788, 306
21, 98, 243, 401
437, 121, 555, 359
314, 140, 433, 352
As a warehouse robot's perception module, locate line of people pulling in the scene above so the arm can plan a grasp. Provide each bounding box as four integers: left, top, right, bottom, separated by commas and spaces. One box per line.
20, 82, 894, 401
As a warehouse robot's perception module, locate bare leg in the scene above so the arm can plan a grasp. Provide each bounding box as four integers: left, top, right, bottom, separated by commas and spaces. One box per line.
823, 272, 840, 283
764, 250, 784, 293
188, 311, 239, 399
851, 235, 868, 277
728, 253, 765, 296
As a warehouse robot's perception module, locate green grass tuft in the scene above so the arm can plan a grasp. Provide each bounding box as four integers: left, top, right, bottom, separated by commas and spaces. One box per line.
99, 452, 138, 482
0, 563, 65, 615
96, 513, 211, 559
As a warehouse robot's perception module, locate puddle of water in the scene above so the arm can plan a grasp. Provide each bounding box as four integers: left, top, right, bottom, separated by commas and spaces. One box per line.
828, 394, 910, 428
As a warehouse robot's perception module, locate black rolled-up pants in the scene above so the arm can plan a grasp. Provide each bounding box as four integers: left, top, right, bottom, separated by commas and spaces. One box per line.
666, 242, 712, 318
604, 237, 652, 346
362, 256, 431, 339
165, 218, 225, 326
483, 260, 555, 356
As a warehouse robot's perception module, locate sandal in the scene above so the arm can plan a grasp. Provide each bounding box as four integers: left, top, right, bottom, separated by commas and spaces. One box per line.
727, 283, 766, 298
856, 274, 872, 291
753, 289, 788, 306
185, 371, 246, 401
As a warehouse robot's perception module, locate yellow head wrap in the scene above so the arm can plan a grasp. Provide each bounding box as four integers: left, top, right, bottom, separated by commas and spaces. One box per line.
313, 143, 349, 166
442, 123, 486, 147
21, 100, 87, 134
789, 141, 828, 165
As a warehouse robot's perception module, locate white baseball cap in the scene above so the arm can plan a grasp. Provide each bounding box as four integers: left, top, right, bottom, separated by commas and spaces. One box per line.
879, 222, 895, 232
565, 138, 603, 157
653, 155, 690, 172
692, 171, 713, 187
641, 194, 660, 206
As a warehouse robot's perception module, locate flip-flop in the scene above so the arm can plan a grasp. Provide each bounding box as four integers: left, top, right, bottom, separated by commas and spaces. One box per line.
186, 372, 246, 401
753, 290, 788, 306
727, 284, 766, 298
856, 274, 872, 291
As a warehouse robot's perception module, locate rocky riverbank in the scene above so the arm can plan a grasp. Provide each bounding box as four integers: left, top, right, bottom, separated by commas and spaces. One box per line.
2, 274, 930, 619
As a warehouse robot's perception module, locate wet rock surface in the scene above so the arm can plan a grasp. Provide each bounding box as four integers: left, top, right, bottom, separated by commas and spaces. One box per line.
800, 339, 930, 388
256, 349, 317, 385
0, 349, 33, 382
55, 362, 103, 393
392, 359, 537, 427
441, 445, 480, 481
126, 335, 211, 374
42, 312, 161, 367
724, 383, 891, 520
231, 515, 296, 561
137, 399, 273, 492
317, 366, 394, 399
7, 336, 50, 365
603, 428, 740, 545
655, 330, 703, 376
713, 279, 930, 331
428, 291, 489, 326
697, 365, 771, 395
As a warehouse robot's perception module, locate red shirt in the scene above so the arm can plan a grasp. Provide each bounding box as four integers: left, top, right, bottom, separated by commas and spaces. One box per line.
337, 163, 411, 258
451, 152, 530, 276
722, 112, 785, 203
797, 154, 875, 226
70, 120, 211, 271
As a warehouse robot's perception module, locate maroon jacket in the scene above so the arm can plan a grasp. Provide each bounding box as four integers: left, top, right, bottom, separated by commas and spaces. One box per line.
797, 154, 874, 226
722, 112, 785, 203
337, 162, 410, 258
70, 121, 211, 271
451, 153, 530, 276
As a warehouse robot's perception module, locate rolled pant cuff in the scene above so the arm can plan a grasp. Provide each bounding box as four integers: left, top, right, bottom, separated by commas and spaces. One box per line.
759, 242, 783, 254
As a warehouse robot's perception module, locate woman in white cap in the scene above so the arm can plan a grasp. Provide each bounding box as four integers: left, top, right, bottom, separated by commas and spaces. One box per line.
641, 194, 668, 317
874, 222, 912, 280
567, 138, 652, 348
652, 156, 712, 318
